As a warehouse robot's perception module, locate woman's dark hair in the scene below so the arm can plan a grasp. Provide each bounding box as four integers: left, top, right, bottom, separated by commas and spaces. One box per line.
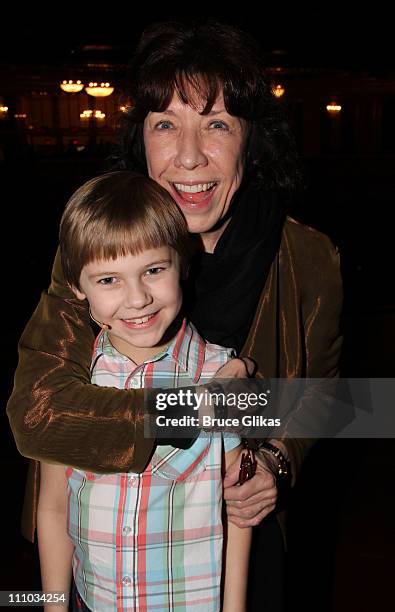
112, 20, 301, 193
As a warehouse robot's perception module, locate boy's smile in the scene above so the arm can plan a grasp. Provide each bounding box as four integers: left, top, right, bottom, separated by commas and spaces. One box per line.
74, 246, 183, 364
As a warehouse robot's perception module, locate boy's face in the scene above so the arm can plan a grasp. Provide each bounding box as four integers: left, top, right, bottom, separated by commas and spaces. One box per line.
74, 246, 183, 364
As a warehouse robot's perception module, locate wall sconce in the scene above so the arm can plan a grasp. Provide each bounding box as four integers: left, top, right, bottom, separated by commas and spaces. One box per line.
80, 109, 106, 123
326, 102, 342, 114
84, 82, 114, 97
0, 105, 8, 119
60, 80, 84, 93
272, 84, 285, 98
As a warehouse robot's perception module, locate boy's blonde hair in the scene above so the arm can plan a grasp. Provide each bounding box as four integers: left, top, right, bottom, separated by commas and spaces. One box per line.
60, 171, 193, 289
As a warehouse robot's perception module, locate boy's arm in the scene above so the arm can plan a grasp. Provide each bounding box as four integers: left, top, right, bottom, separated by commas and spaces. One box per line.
6, 249, 154, 473
222, 445, 252, 612
37, 462, 73, 612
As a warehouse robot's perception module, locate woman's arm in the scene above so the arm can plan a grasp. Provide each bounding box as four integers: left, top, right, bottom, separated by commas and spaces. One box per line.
224, 224, 343, 526
7, 249, 154, 473
222, 446, 252, 612
273, 226, 343, 480
7, 250, 252, 473
37, 462, 74, 612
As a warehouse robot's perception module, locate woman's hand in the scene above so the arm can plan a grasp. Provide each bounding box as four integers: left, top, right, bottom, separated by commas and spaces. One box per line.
223, 451, 278, 527
214, 357, 256, 379
215, 356, 278, 528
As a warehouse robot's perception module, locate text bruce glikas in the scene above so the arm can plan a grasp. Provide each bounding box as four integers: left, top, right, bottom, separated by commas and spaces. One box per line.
153, 389, 282, 429
155, 388, 270, 411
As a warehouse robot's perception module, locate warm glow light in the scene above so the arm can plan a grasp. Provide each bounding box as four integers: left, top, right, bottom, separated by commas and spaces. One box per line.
85, 82, 114, 97
0, 105, 8, 119
80, 109, 106, 121
14, 113, 27, 119
272, 84, 285, 98
60, 80, 84, 93
326, 103, 342, 113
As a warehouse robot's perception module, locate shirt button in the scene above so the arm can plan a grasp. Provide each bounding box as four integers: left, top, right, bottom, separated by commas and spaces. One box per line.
122, 576, 131, 586
123, 526, 131, 535
128, 476, 135, 486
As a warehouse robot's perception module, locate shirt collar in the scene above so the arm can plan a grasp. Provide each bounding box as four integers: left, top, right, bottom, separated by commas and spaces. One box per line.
166, 318, 206, 383
92, 318, 206, 383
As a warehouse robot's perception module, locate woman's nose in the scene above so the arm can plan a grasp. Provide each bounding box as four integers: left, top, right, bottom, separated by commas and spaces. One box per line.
174, 129, 208, 170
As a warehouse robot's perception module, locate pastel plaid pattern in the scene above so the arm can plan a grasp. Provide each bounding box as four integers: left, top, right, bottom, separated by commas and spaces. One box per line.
67, 319, 240, 611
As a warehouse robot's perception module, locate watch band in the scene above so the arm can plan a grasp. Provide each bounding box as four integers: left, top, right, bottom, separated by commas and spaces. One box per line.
257, 441, 289, 479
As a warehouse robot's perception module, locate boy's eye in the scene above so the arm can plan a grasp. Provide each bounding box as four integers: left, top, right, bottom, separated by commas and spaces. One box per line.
97, 277, 116, 285
145, 267, 164, 275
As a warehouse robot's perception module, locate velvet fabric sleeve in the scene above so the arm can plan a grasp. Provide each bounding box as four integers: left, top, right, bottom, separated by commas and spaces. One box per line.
7, 249, 155, 474
242, 219, 343, 486
279, 222, 343, 483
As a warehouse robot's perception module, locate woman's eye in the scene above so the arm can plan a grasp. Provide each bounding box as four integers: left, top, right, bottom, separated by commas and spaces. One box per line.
155, 120, 173, 130
209, 120, 228, 130
98, 277, 116, 285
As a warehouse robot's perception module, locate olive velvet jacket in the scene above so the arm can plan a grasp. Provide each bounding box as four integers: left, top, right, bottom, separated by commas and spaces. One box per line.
7, 217, 342, 542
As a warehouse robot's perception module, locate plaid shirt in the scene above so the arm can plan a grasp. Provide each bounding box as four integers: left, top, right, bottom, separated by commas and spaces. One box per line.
67, 319, 240, 611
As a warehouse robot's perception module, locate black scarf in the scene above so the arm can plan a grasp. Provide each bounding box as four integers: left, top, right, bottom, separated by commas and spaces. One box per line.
184, 183, 286, 354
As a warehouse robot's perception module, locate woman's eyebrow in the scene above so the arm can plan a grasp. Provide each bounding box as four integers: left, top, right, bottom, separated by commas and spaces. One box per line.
153, 108, 226, 116
153, 110, 176, 116
207, 109, 226, 115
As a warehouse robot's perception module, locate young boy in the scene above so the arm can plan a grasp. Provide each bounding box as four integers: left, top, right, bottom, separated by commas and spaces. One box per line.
37, 171, 251, 612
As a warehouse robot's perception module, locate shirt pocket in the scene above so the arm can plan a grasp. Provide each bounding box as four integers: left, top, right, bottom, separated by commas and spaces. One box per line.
150, 433, 213, 482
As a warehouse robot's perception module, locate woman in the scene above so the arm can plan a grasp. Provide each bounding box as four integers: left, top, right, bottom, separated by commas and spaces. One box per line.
7, 20, 342, 611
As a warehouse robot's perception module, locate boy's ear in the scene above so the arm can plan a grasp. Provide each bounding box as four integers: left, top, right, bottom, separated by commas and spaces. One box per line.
69, 284, 86, 301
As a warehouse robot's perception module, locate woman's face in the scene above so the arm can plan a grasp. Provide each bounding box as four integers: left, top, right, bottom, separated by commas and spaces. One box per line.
143, 90, 246, 251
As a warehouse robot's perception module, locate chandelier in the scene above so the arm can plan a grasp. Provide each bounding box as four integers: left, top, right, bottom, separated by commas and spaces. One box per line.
60, 80, 84, 93
272, 84, 285, 98
84, 82, 114, 97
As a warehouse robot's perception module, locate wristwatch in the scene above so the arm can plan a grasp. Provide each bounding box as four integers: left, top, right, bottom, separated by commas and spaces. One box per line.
257, 441, 289, 480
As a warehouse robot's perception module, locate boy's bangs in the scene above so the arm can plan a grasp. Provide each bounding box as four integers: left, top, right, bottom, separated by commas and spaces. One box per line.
82, 221, 172, 266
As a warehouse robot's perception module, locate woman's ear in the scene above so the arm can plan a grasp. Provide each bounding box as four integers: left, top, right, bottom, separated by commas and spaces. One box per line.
69, 284, 86, 301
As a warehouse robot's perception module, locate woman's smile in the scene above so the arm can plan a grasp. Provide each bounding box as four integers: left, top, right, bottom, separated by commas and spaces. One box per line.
144, 92, 246, 250
170, 181, 218, 209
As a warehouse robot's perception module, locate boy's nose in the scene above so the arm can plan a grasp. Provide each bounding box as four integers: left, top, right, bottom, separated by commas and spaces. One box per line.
124, 283, 153, 310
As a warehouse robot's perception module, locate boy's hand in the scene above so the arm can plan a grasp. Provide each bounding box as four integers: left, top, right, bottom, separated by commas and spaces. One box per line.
214, 357, 256, 379
223, 452, 277, 527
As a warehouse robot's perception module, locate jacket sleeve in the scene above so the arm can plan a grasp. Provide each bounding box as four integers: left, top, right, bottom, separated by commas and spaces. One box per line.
279, 227, 343, 483
7, 249, 154, 474
302, 231, 343, 379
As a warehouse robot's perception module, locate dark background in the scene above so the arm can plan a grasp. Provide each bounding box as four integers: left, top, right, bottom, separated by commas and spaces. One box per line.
1, 7, 395, 69
1, 7, 395, 611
